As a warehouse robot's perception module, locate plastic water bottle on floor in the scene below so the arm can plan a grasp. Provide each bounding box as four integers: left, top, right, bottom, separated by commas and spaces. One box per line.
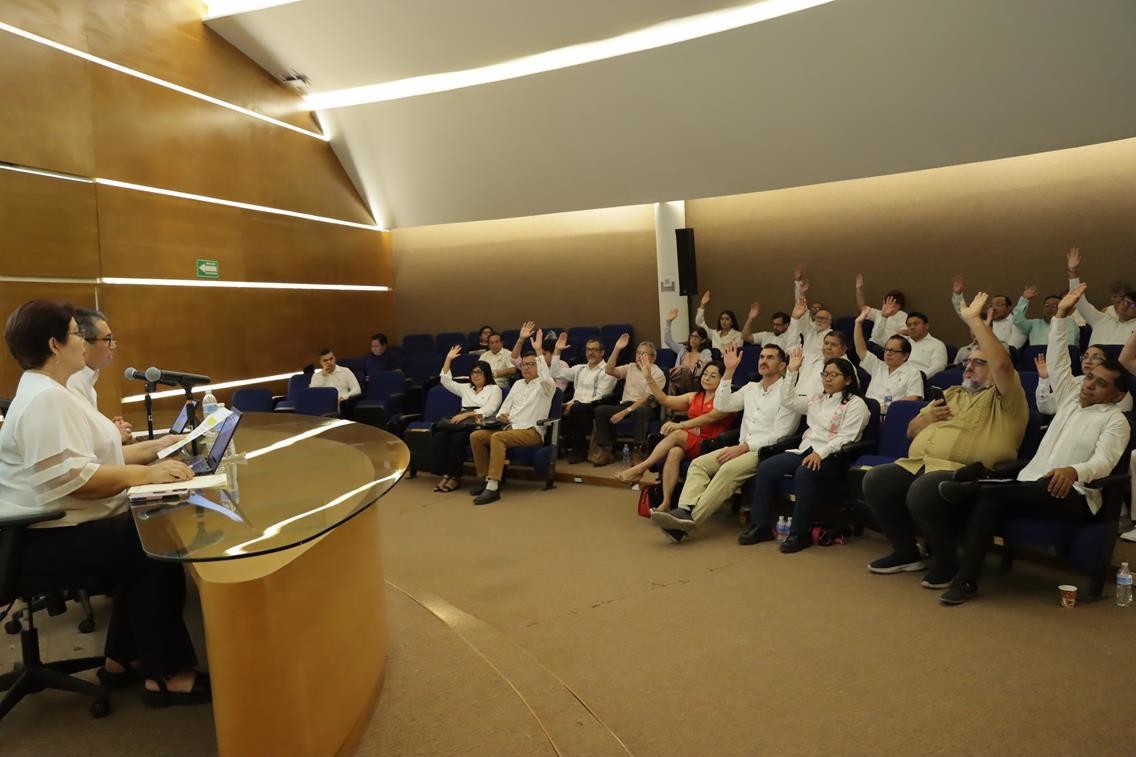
621, 444, 630, 465
1117, 562, 1133, 608
776, 516, 788, 543
786, 517, 794, 537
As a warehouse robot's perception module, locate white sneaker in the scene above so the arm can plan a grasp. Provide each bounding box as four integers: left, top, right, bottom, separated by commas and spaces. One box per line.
1120, 527, 1136, 544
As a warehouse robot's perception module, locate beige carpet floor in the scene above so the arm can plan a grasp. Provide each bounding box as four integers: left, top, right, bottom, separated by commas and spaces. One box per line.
2, 474, 1135, 755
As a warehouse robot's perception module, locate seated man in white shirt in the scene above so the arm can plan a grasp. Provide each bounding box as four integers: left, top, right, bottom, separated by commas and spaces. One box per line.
853, 307, 924, 412
937, 284, 1131, 604
479, 331, 517, 389
1066, 246, 1136, 345
855, 273, 908, 347
510, 322, 570, 391
468, 330, 557, 505
740, 302, 793, 351
650, 344, 800, 543
67, 307, 132, 442
550, 334, 618, 463
900, 311, 948, 378
952, 275, 1027, 351
591, 335, 667, 466
310, 349, 362, 414
786, 297, 849, 400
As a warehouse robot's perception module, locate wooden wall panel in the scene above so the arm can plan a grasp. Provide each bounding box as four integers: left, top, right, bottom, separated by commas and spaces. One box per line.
89, 64, 373, 223
0, 170, 99, 277
0, 0, 318, 132
685, 138, 1136, 345
96, 186, 389, 284
0, 33, 94, 176
392, 206, 658, 344
0, 282, 98, 398
99, 285, 396, 414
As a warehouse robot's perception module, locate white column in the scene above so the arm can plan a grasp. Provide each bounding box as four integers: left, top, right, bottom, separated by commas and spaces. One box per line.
654, 201, 687, 346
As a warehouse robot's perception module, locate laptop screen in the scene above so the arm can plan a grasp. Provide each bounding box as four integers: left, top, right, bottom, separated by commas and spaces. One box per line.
170, 401, 198, 434
206, 410, 242, 466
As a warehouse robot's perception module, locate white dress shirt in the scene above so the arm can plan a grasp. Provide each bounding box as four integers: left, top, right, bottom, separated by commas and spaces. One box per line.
748, 330, 795, 351
550, 361, 618, 404
480, 348, 515, 389
440, 371, 503, 417
611, 362, 667, 403
497, 357, 556, 430
309, 365, 361, 401
867, 308, 908, 347
0, 371, 126, 525
952, 293, 1027, 349
859, 352, 924, 407
904, 334, 948, 378
790, 313, 848, 399
1035, 374, 1133, 415
714, 377, 801, 452
694, 309, 743, 350
1069, 278, 1136, 345
1017, 317, 1131, 514
66, 365, 99, 407
512, 355, 570, 391
780, 375, 871, 459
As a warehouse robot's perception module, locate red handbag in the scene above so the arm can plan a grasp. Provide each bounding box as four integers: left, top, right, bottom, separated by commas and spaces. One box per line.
637, 483, 663, 517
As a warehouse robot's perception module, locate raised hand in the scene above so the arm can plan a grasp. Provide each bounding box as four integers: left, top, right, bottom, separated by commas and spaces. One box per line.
855, 305, 872, 322
721, 343, 741, 373
952, 274, 965, 295
555, 332, 569, 352
446, 345, 462, 360
786, 346, 804, 373
700, 290, 712, 308
1057, 282, 1087, 317
794, 263, 805, 281
1066, 246, 1081, 273
530, 328, 543, 352
791, 296, 808, 320
958, 292, 990, 322
614, 333, 631, 352
666, 307, 679, 322
1033, 353, 1048, 379
747, 302, 760, 320
519, 320, 536, 340
1022, 285, 1038, 300
880, 295, 900, 317
798, 279, 810, 295
855, 273, 864, 290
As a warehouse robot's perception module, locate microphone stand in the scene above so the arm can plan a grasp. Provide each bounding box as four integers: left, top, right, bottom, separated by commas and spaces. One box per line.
181, 381, 199, 455
143, 381, 157, 440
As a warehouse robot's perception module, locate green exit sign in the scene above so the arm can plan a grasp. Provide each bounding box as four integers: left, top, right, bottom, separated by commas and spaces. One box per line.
196, 258, 220, 279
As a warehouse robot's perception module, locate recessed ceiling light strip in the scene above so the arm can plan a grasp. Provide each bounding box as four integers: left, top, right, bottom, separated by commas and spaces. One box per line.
0, 162, 93, 184
0, 21, 327, 141
99, 277, 390, 292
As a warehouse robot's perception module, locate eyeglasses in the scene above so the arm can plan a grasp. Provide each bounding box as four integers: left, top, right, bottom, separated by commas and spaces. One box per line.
963, 358, 988, 368
85, 336, 117, 346
1121, 298, 1136, 309
820, 371, 844, 379
521, 361, 538, 367
883, 348, 905, 355
1083, 354, 1106, 365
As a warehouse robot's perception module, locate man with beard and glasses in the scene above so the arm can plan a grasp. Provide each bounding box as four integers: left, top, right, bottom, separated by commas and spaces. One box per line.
862, 287, 1029, 591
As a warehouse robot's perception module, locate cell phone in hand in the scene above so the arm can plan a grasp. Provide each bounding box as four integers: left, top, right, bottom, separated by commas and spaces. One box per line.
928, 386, 945, 403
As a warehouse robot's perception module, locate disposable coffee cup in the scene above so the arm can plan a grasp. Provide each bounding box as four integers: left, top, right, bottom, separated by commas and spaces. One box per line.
1058, 584, 1078, 608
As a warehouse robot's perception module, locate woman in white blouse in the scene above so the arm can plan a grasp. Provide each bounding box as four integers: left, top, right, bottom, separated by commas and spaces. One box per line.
663, 308, 713, 393
694, 290, 743, 351
0, 300, 210, 706
853, 306, 924, 413
737, 348, 870, 553
430, 346, 503, 492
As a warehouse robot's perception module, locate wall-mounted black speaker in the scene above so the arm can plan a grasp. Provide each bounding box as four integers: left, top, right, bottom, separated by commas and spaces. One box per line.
675, 228, 698, 296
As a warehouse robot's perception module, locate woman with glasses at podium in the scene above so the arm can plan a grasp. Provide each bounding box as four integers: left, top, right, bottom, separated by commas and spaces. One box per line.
0, 300, 211, 707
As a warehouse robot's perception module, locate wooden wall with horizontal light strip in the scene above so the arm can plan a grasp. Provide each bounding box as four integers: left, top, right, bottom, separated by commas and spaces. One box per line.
0, 0, 393, 418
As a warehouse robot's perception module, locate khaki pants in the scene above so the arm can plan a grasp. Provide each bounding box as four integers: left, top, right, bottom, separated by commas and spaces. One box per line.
678, 449, 761, 526
470, 427, 544, 481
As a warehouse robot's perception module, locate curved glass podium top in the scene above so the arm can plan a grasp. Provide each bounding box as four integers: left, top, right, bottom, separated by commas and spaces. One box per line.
131, 412, 408, 562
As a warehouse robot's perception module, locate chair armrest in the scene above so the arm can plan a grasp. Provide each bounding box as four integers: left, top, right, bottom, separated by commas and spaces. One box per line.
0, 510, 66, 529
1086, 472, 1132, 490
827, 439, 876, 464
758, 434, 804, 457
395, 413, 423, 425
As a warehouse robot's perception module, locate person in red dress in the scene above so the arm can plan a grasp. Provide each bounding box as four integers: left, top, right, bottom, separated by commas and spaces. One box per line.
616, 356, 735, 512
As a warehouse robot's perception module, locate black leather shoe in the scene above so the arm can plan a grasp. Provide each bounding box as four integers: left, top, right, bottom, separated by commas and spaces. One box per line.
469, 483, 486, 496
779, 532, 812, 553
473, 489, 501, 506
938, 479, 979, 505
737, 525, 775, 546
939, 580, 978, 605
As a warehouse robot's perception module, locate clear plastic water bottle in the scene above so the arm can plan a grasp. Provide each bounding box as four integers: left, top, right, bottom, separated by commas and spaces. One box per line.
776, 516, 788, 543
1116, 562, 1133, 608
786, 516, 794, 537
202, 390, 219, 417
621, 444, 631, 465
882, 393, 892, 415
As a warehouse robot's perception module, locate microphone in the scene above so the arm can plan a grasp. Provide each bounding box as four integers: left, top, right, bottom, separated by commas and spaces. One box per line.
124, 367, 211, 387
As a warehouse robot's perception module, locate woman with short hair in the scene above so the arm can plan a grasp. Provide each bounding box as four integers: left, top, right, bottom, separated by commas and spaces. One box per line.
431, 346, 503, 492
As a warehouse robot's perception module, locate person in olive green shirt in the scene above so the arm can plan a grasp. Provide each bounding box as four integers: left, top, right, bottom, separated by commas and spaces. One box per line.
862, 288, 1029, 590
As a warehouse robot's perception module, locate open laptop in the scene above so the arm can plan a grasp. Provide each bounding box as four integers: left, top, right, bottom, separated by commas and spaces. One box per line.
169, 401, 198, 434
183, 409, 243, 474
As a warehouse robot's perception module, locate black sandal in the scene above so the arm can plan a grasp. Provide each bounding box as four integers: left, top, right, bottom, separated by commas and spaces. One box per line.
97, 665, 141, 690
433, 477, 451, 492
440, 478, 461, 492
141, 671, 212, 708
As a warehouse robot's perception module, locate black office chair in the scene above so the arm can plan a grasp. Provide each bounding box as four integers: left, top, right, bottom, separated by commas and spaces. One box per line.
0, 510, 110, 721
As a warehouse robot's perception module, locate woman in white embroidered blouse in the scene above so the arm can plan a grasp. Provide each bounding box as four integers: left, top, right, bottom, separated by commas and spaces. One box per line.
694, 290, 743, 351
738, 347, 870, 553
663, 308, 713, 393
0, 300, 210, 706
432, 346, 504, 492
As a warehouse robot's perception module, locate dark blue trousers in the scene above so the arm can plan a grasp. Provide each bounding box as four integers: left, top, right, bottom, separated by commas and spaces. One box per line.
749, 451, 844, 534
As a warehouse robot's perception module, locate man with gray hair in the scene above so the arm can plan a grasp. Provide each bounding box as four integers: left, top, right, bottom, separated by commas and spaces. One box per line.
590, 333, 666, 466
67, 307, 133, 442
